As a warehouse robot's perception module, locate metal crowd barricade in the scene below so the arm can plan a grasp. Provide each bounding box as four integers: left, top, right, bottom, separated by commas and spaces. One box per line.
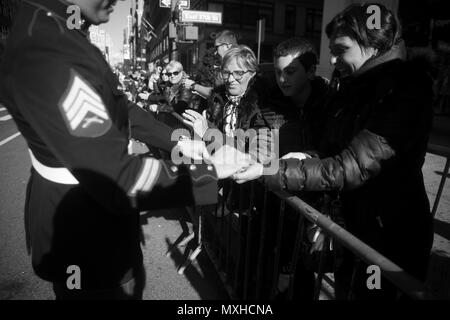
200, 182, 434, 300
427, 142, 450, 218
150, 106, 436, 299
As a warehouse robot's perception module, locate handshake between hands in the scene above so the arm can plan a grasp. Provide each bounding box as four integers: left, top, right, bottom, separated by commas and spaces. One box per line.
180, 110, 269, 182
177, 139, 311, 183
176, 138, 257, 180
177, 110, 312, 182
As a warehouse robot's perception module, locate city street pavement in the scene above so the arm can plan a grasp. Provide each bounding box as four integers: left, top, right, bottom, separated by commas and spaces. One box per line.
0, 106, 449, 300
425, 115, 450, 299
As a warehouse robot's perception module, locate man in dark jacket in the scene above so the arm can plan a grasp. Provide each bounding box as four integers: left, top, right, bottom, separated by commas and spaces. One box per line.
262, 37, 330, 157
183, 30, 239, 100
259, 38, 332, 300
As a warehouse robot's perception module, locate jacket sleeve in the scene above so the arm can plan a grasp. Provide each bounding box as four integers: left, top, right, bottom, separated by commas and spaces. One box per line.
127, 101, 177, 152
263, 129, 395, 191
264, 73, 432, 192
249, 109, 273, 165
12, 53, 217, 214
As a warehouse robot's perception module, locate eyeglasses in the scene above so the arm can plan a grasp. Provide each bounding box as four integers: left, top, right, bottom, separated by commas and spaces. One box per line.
220, 70, 250, 81
166, 71, 180, 77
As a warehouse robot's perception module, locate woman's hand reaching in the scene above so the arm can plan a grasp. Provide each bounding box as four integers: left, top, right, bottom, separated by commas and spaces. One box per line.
182, 109, 208, 139
281, 152, 312, 160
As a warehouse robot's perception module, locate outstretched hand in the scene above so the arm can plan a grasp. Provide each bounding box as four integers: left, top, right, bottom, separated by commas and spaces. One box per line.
281, 152, 311, 160
232, 163, 264, 184
210, 145, 252, 179
182, 109, 208, 139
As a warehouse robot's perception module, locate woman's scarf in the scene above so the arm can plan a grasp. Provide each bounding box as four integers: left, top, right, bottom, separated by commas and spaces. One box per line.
223, 93, 244, 136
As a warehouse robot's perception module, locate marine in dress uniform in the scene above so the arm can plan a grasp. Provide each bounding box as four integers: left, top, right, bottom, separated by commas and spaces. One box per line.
0, 0, 223, 298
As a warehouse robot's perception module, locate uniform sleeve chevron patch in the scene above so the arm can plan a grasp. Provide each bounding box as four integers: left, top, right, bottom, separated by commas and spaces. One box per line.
58, 69, 112, 137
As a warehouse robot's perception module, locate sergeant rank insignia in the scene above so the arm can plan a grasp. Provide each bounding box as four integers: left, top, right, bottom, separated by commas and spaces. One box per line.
59, 69, 112, 137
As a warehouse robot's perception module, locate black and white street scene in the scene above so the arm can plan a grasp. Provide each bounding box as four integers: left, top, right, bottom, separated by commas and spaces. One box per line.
0, 0, 449, 303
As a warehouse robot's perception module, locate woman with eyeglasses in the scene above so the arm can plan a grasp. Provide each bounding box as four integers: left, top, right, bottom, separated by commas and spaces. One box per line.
182, 45, 268, 134
182, 45, 271, 217
183, 45, 270, 154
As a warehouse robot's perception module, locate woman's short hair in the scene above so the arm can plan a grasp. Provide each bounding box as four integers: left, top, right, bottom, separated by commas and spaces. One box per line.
325, 3, 402, 54
166, 60, 183, 72
221, 45, 258, 73
273, 38, 318, 72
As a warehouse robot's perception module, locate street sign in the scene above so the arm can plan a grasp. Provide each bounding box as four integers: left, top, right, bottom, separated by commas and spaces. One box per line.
180, 10, 222, 25
179, 0, 190, 9
159, 0, 171, 8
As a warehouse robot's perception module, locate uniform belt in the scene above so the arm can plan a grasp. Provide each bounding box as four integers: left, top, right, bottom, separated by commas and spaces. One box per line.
28, 149, 79, 185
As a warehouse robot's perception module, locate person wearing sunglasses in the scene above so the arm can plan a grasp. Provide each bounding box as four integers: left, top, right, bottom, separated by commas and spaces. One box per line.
163, 60, 194, 115
148, 65, 169, 97
160, 67, 169, 83
147, 60, 196, 132
214, 30, 238, 58
184, 30, 239, 100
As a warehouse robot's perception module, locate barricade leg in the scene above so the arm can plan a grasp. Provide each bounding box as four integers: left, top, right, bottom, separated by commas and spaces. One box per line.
432, 157, 449, 217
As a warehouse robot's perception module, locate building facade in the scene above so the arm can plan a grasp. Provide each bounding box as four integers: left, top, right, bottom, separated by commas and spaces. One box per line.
88, 25, 113, 63
1, 0, 449, 79
142, 0, 449, 79
143, 0, 324, 74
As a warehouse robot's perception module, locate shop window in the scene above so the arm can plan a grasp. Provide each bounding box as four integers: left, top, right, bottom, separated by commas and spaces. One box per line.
305, 8, 322, 37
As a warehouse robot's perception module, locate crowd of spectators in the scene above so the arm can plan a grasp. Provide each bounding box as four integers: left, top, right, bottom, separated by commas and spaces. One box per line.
113, 3, 439, 300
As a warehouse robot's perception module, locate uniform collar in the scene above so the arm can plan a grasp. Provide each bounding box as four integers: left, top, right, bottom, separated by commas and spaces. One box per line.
23, 0, 71, 20
23, 0, 89, 37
